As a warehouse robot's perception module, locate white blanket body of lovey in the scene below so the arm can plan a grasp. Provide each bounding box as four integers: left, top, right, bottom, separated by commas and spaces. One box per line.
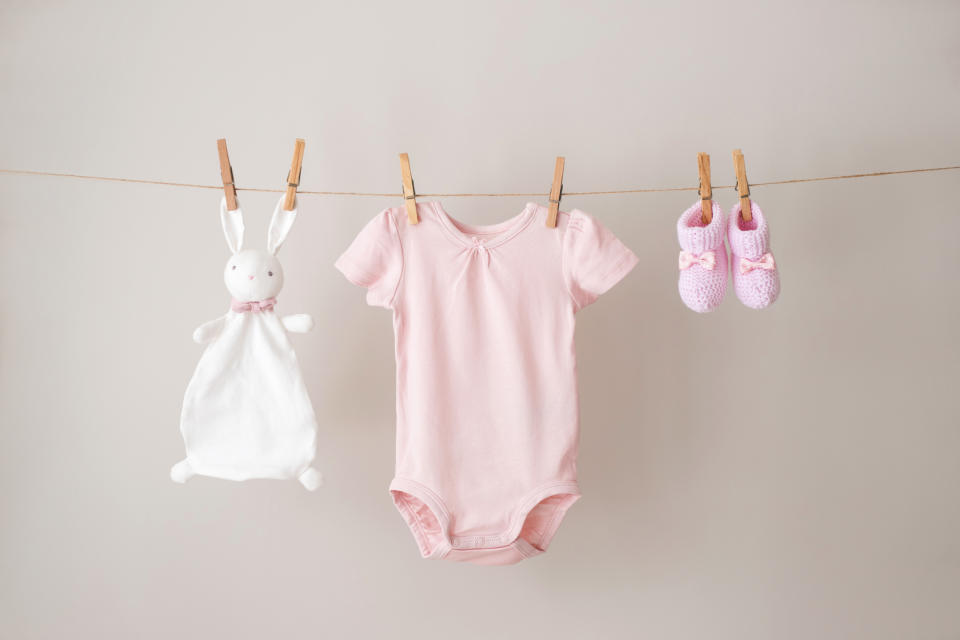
172, 196, 321, 490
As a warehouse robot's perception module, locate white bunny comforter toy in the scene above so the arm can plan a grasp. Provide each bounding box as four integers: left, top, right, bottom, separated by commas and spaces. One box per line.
172, 196, 321, 490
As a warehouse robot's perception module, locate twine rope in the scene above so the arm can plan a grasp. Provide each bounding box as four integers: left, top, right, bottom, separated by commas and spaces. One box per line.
1, 165, 958, 198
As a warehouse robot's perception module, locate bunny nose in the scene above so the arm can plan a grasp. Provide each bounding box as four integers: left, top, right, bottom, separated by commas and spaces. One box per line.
248, 275, 255, 280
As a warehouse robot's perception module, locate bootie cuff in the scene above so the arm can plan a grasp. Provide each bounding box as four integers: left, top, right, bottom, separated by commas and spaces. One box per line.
728, 202, 770, 258
677, 201, 726, 254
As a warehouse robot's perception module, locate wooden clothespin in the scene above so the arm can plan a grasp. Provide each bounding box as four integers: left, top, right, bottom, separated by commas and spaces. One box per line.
217, 138, 238, 211
283, 139, 305, 211
697, 152, 712, 224
546, 157, 565, 228
732, 149, 752, 222
399, 153, 418, 224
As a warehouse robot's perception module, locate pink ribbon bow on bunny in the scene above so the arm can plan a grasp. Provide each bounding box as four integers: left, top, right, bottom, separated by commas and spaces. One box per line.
678, 250, 716, 271
738, 253, 776, 275
231, 297, 277, 313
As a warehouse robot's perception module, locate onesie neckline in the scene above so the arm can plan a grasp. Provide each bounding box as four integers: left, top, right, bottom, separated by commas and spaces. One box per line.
427, 201, 538, 249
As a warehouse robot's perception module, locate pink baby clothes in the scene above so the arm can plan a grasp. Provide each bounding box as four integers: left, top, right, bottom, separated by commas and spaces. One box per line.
728, 201, 780, 309
677, 200, 727, 313
336, 201, 637, 565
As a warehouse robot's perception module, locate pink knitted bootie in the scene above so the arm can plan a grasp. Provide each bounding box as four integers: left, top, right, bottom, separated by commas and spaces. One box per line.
677, 201, 727, 313
728, 201, 779, 309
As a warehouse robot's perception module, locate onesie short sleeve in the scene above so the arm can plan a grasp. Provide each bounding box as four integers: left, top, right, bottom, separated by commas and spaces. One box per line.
335, 209, 403, 308
563, 210, 638, 310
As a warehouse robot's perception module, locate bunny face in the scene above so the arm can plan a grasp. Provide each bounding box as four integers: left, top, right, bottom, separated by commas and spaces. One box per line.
224, 249, 284, 302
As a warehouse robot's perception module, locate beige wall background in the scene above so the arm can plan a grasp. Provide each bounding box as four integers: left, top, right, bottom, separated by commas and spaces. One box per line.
2, 1, 959, 638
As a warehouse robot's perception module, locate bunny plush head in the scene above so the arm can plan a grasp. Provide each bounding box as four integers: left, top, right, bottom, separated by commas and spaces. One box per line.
220, 196, 297, 302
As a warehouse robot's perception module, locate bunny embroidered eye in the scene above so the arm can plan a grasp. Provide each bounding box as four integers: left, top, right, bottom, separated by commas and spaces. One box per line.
231, 265, 237, 270
268, 271, 274, 277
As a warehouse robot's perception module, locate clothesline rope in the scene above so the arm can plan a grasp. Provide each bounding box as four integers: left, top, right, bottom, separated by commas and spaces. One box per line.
1, 165, 958, 198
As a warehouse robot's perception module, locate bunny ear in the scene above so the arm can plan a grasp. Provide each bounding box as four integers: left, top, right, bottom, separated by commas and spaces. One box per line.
220, 197, 244, 254
267, 195, 297, 255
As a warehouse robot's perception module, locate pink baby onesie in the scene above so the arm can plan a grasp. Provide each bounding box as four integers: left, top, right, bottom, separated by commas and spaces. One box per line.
336, 201, 637, 565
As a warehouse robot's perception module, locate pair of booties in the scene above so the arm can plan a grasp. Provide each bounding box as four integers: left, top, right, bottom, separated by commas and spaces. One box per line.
677, 200, 779, 312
